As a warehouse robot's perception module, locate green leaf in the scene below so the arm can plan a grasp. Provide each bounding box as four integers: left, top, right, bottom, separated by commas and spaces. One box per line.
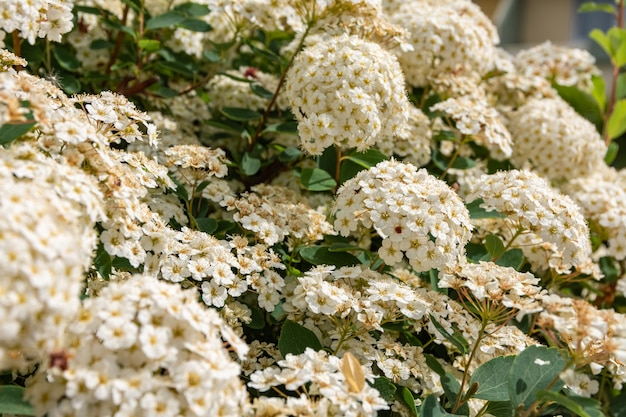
424, 354, 446, 377
420, 394, 463, 417
154, 60, 194, 77
606, 141, 619, 164
432, 149, 476, 171
148, 83, 179, 98
177, 18, 212, 32
250, 83, 274, 100
275, 121, 298, 133
298, 168, 336, 192
298, 245, 360, 267
485, 234, 505, 259
608, 99, 626, 140
169, 175, 189, 201
203, 49, 222, 63
102, 18, 136, 38
94, 243, 112, 279
552, 83, 603, 132
399, 387, 418, 416
441, 372, 469, 416
146, 11, 185, 30
246, 305, 266, 329
610, 27, 626, 67
611, 388, 626, 417
278, 146, 302, 163
0, 386, 34, 416
0, 121, 36, 145
278, 320, 323, 357
344, 148, 388, 169
578, 2, 617, 14
220, 107, 262, 122
485, 401, 514, 417
174, 2, 211, 16
138, 38, 161, 52
428, 314, 469, 354
590, 29, 613, 60
536, 390, 604, 417
470, 355, 515, 401
495, 249, 525, 269
600, 256, 620, 282
60, 74, 81, 94
370, 377, 397, 402
509, 346, 565, 411
432, 130, 458, 142
120, 0, 142, 12
90, 39, 114, 49
339, 149, 388, 184
195, 217, 218, 234
591, 74, 606, 112
466, 199, 503, 219
52, 45, 81, 71
240, 152, 261, 176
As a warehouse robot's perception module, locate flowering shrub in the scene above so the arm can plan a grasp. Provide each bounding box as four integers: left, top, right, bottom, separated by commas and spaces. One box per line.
3, 1, 626, 417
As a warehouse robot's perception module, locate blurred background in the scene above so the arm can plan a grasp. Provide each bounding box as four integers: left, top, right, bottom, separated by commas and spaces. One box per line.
474, 0, 616, 60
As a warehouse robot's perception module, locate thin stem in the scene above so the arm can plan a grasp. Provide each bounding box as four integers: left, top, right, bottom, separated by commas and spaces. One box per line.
491, 226, 524, 263
12, 31, 22, 69
105, 5, 130, 76
603, 0, 624, 146
451, 320, 488, 414
440, 135, 469, 181
248, 25, 312, 151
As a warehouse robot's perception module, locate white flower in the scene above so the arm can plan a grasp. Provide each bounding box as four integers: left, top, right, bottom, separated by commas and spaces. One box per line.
560, 369, 599, 397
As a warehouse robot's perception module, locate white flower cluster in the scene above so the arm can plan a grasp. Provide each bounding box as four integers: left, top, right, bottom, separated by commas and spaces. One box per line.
249, 348, 388, 417
507, 97, 606, 182
0, 0, 74, 44
515, 41, 599, 91
26, 274, 249, 417
334, 160, 472, 272
467, 170, 593, 272
0, 146, 103, 370
222, 184, 335, 246
439, 261, 544, 318
285, 33, 410, 155
388, 0, 499, 87
285, 265, 432, 330
163, 144, 230, 197
538, 293, 626, 388
430, 94, 513, 160
563, 168, 626, 260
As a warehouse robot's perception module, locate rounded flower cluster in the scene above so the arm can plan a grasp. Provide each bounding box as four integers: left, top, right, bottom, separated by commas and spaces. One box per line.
507, 97, 606, 182
0, 0, 74, 44
164, 144, 230, 192
26, 274, 249, 417
439, 261, 544, 319
563, 168, 626, 260
515, 41, 599, 91
222, 184, 335, 247
249, 348, 388, 416
430, 94, 513, 160
0, 146, 103, 370
389, 0, 498, 87
467, 170, 593, 272
333, 160, 473, 272
285, 33, 410, 155
538, 293, 626, 387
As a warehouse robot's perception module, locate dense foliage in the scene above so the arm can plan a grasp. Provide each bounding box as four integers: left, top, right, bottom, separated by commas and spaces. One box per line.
2, 1, 626, 416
